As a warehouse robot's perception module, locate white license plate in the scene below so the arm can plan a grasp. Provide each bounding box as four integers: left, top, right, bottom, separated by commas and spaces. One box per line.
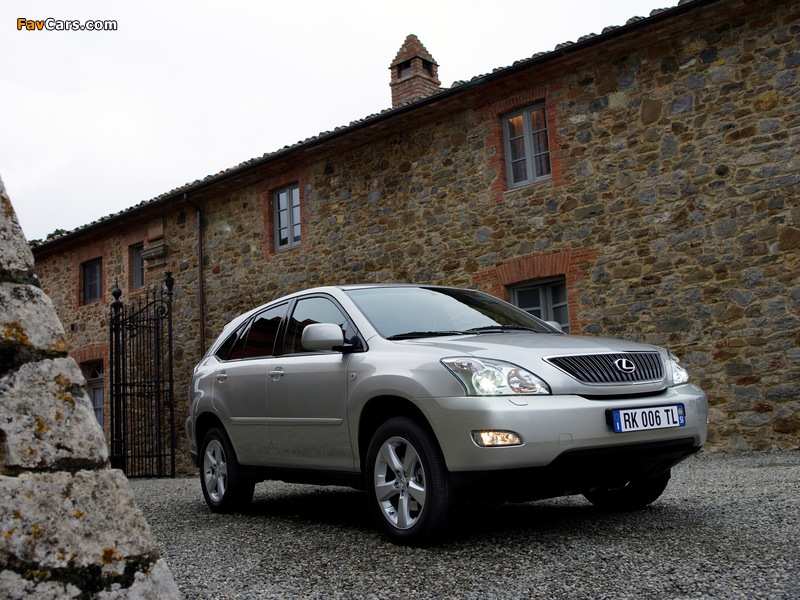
612, 404, 686, 433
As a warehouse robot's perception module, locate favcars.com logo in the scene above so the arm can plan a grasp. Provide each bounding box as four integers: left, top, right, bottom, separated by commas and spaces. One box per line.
17, 18, 118, 31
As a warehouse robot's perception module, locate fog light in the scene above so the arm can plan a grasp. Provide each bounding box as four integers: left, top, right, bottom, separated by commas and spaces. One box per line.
472, 431, 522, 447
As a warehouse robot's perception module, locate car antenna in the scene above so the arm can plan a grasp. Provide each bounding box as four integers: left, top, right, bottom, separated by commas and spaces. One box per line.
249, 292, 256, 309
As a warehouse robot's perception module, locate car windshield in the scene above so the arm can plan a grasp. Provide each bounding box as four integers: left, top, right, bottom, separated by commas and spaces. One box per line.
345, 286, 558, 339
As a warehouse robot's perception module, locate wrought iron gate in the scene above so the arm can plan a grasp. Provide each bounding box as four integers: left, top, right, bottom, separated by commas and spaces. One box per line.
109, 272, 176, 477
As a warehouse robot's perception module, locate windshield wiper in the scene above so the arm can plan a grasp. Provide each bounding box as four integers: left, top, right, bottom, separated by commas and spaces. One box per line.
387, 331, 470, 340
465, 325, 541, 334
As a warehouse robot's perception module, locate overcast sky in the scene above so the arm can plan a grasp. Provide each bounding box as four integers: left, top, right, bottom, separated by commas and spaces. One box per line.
2, 0, 674, 241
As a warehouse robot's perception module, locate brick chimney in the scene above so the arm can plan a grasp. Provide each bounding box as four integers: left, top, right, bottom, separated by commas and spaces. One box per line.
389, 34, 441, 108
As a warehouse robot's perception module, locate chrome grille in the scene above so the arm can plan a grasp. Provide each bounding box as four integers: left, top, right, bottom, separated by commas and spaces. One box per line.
546, 352, 664, 384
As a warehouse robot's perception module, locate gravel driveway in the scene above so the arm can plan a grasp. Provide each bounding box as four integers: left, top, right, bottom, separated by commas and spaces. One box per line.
129, 452, 800, 599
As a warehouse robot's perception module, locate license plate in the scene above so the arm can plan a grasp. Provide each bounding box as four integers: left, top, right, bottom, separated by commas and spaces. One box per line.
611, 404, 686, 433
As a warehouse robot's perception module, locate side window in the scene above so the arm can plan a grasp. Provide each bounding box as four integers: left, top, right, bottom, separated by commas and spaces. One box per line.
510, 277, 569, 333
503, 104, 552, 189
241, 304, 286, 358
215, 324, 248, 361
214, 303, 287, 361
283, 297, 352, 355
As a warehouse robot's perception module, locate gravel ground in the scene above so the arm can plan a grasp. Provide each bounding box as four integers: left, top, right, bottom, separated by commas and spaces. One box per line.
129, 452, 800, 599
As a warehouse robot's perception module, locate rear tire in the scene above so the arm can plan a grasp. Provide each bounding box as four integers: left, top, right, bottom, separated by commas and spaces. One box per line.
584, 470, 671, 511
365, 417, 453, 545
200, 427, 255, 513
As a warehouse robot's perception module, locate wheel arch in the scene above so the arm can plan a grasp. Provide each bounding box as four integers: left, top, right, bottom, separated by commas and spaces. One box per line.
357, 395, 437, 474
193, 411, 225, 466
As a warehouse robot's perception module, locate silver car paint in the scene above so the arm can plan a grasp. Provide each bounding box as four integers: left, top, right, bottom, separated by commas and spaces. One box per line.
187, 285, 708, 475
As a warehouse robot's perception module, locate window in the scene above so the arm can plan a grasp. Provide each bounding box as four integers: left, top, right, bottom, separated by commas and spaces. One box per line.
130, 244, 145, 290
82, 258, 103, 304
274, 185, 301, 250
215, 303, 287, 361
241, 305, 286, 358
510, 277, 569, 333
503, 104, 551, 188
86, 362, 104, 427
283, 296, 353, 355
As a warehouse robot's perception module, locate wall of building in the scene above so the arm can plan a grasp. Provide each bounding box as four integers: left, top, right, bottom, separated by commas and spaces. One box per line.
33, 0, 799, 469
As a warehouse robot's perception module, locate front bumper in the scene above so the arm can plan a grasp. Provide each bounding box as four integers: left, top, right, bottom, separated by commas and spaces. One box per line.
422, 383, 708, 473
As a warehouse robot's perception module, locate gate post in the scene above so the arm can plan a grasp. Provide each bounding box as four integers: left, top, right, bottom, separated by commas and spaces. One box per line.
109, 285, 126, 471
165, 272, 175, 477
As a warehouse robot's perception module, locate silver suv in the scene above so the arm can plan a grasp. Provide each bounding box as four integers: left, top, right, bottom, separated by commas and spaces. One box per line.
186, 285, 708, 545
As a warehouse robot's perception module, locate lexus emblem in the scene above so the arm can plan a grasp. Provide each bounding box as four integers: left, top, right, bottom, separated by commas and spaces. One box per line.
614, 358, 636, 374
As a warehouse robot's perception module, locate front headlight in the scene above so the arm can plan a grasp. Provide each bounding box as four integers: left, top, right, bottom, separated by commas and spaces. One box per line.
668, 353, 690, 386
441, 357, 551, 396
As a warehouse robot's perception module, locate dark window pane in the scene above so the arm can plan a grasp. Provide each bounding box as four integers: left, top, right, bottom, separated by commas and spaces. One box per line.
507, 114, 524, 138
532, 131, 549, 154
512, 160, 528, 183
217, 324, 248, 360
530, 107, 546, 131
551, 283, 567, 305
284, 297, 350, 355
535, 153, 552, 177
83, 259, 102, 304
553, 304, 569, 326
131, 245, 144, 290
509, 137, 526, 161
242, 304, 287, 358
516, 289, 542, 311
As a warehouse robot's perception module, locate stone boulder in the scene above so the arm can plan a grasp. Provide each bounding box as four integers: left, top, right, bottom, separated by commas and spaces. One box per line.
0, 175, 180, 598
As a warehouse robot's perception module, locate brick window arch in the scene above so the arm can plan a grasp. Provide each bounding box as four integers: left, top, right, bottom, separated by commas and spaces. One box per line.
472, 248, 597, 334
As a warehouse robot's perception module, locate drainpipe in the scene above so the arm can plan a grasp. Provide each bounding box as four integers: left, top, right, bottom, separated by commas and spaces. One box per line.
185, 194, 206, 357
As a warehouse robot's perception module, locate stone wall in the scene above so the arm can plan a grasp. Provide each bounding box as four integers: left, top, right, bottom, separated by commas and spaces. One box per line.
33, 0, 799, 462
0, 177, 179, 597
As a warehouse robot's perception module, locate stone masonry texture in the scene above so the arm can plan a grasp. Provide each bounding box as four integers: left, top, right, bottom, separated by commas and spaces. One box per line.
31, 0, 800, 473
0, 176, 180, 598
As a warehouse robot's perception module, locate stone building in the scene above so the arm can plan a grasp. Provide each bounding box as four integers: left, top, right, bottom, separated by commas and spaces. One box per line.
30, 0, 800, 469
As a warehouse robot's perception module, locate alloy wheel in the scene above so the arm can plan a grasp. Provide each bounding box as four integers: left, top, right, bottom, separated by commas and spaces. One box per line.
203, 438, 228, 504
373, 436, 427, 529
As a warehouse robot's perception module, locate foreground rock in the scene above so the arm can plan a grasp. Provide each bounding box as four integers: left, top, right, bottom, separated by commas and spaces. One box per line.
0, 174, 180, 598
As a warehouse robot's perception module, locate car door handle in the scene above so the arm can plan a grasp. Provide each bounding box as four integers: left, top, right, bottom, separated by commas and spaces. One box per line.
269, 367, 285, 380
216, 372, 227, 383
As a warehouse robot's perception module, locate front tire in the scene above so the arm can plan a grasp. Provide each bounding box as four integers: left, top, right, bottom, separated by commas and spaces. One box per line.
200, 427, 255, 513
365, 417, 453, 545
584, 470, 671, 511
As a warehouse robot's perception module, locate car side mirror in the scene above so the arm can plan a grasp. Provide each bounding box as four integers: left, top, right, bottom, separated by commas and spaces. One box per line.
545, 321, 564, 332
301, 323, 346, 352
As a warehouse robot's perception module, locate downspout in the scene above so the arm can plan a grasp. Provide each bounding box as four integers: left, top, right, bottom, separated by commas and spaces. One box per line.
185, 194, 206, 357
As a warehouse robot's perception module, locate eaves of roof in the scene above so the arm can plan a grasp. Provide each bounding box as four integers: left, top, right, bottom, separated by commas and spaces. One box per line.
32, 0, 720, 252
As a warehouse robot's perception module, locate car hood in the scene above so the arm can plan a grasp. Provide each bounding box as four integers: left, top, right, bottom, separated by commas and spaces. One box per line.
393, 333, 670, 395
398, 332, 663, 359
